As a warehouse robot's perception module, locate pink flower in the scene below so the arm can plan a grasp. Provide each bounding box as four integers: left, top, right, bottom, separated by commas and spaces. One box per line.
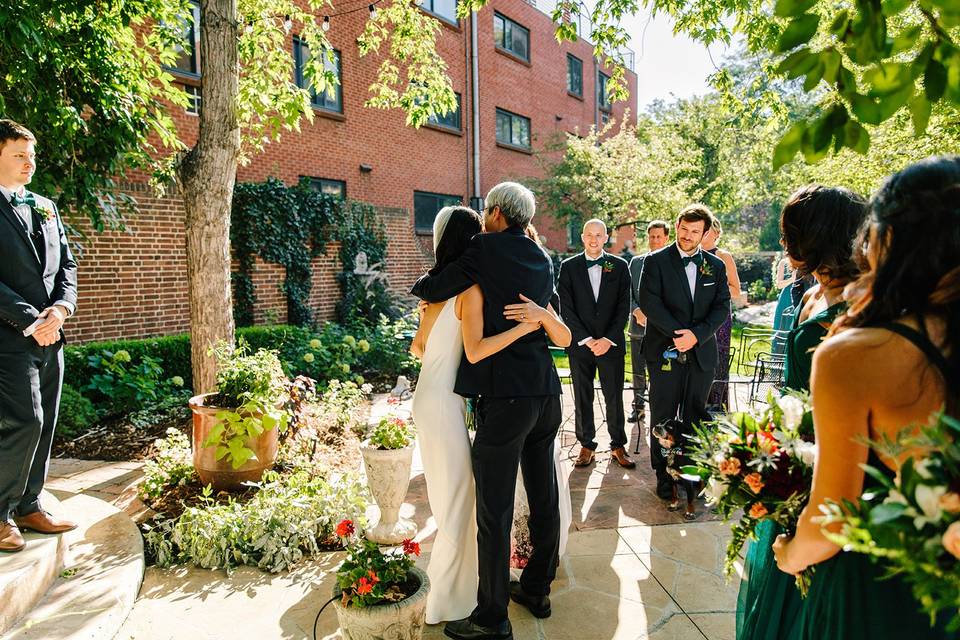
718, 458, 742, 476
336, 519, 355, 538
744, 472, 765, 494
749, 502, 768, 519
943, 521, 960, 560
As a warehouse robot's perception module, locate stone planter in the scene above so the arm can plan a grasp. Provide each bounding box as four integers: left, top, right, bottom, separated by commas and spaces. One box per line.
360, 440, 417, 544
189, 393, 278, 492
333, 567, 430, 640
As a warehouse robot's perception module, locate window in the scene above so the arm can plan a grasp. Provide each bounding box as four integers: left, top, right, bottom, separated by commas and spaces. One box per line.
414, 191, 462, 232
567, 54, 582, 97
427, 93, 462, 131
172, 0, 201, 76
184, 85, 201, 115
421, 0, 457, 23
495, 108, 531, 150
302, 177, 346, 199
293, 37, 342, 113
493, 13, 529, 62
598, 71, 611, 111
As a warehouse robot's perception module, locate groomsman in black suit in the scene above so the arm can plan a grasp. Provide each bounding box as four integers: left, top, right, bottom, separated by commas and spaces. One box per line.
558, 219, 635, 469
0, 120, 78, 553
638, 205, 730, 499
627, 220, 670, 424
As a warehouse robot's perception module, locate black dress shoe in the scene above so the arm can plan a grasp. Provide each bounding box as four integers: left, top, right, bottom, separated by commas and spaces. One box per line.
509, 581, 551, 618
627, 408, 639, 422
656, 474, 674, 500
444, 617, 513, 640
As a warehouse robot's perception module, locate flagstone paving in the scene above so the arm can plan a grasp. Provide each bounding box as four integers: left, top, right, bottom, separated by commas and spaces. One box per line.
47, 388, 741, 640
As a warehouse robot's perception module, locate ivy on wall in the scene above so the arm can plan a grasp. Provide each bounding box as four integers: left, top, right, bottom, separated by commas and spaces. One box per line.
231, 178, 339, 327
335, 201, 398, 327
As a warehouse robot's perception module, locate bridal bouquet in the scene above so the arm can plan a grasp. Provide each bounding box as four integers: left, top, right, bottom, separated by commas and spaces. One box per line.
818, 413, 960, 631
687, 390, 817, 592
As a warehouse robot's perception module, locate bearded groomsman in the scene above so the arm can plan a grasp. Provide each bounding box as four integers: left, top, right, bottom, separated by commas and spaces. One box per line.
558, 219, 635, 469
0, 120, 78, 553
638, 205, 730, 499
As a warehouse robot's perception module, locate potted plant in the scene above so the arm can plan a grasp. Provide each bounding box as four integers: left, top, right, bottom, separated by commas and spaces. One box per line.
332, 519, 429, 640
361, 414, 417, 544
189, 342, 290, 491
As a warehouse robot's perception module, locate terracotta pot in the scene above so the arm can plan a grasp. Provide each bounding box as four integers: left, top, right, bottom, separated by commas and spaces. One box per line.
360, 440, 417, 544
189, 393, 279, 492
333, 567, 429, 640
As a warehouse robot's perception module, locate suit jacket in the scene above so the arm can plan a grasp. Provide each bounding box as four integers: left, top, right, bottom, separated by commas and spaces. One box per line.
628, 253, 647, 338
0, 191, 78, 351
557, 253, 629, 358
410, 226, 561, 398
637, 243, 730, 372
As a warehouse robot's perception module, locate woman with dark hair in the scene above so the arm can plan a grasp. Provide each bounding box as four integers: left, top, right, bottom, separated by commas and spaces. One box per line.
737, 185, 868, 640
773, 156, 960, 639
410, 206, 570, 624
702, 217, 743, 410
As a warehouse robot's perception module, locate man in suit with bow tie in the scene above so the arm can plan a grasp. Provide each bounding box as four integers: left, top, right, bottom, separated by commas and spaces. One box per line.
558, 219, 635, 469
0, 120, 78, 553
638, 205, 730, 499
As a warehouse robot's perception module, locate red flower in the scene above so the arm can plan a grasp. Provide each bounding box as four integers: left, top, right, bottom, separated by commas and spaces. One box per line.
356, 577, 373, 595
336, 519, 355, 538
402, 539, 421, 556
367, 570, 380, 584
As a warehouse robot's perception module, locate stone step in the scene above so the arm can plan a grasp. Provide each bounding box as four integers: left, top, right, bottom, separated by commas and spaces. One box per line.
0, 492, 143, 640
0, 493, 70, 636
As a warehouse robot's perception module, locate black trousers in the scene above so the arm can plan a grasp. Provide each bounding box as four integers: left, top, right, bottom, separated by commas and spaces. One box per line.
0, 343, 64, 522
646, 358, 713, 473
471, 395, 562, 627
569, 348, 627, 450
629, 336, 647, 413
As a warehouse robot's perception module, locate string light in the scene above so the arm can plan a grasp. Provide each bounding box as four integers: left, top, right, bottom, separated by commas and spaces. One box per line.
368, 3, 376, 18
245, 20, 254, 34
322, 15, 330, 31
284, 15, 293, 32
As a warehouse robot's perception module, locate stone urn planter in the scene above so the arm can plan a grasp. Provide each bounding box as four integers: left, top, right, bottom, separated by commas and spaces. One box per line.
333, 567, 430, 640
189, 393, 278, 492
360, 440, 417, 544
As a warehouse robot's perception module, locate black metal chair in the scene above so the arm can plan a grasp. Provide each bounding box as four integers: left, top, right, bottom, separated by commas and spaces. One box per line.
748, 351, 786, 405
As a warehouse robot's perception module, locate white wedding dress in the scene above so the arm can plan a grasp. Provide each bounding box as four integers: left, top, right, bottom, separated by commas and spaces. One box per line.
411, 298, 573, 625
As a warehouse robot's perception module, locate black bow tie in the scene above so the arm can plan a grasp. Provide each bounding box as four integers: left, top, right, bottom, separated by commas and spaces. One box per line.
9, 192, 35, 208
681, 253, 703, 267
585, 256, 605, 269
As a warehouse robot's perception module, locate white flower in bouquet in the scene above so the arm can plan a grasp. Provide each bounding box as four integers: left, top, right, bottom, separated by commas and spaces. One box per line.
796, 442, 817, 467
915, 484, 947, 527
778, 394, 806, 431
703, 477, 728, 505
914, 457, 940, 480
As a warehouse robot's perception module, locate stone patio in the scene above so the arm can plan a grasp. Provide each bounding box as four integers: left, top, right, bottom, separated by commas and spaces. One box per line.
43, 386, 741, 640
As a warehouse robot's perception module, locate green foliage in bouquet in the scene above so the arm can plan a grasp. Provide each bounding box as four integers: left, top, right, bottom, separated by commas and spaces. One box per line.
367, 414, 414, 450
819, 413, 960, 631
334, 518, 420, 608
687, 390, 817, 590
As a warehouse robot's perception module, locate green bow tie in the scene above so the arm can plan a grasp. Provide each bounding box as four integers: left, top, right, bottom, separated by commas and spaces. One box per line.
681, 253, 703, 268
9, 192, 35, 208
585, 256, 605, 269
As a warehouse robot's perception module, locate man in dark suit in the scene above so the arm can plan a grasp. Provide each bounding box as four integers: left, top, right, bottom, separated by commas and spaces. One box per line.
557, 219, 634, 469
0, 120, 79, 553
411, 182, 561, 640
627, 220, 670, 425
638, 205, 730, 500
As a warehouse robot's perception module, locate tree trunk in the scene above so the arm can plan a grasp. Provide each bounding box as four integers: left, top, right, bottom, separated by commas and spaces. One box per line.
179, 0, 241, 394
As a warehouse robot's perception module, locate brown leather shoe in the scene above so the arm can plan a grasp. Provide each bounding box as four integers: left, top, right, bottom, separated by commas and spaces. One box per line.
0, 523, 25, 552
14, 510, 77, 535
611, 447, 637, 469
574, 447, 595, 467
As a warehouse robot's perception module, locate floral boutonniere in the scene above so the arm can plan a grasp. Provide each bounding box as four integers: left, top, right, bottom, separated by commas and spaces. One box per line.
602, 259, 615, 273
699, 260, 714, 278
36, 205, 56, 224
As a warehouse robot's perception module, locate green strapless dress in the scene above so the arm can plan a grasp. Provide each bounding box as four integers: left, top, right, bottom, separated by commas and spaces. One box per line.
736, 304, 843, 640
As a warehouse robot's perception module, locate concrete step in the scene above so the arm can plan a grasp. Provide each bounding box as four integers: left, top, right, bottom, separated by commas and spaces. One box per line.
1, 492, 144, 640
0, 493, 70, 636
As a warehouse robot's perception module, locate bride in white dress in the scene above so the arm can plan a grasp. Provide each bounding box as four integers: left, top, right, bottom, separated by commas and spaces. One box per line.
410, 206, 573, 625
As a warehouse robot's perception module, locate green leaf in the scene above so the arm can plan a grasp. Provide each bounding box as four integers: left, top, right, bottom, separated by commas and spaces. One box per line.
773, 124, 805, 170
776, 48, 817, 78
850, 94, 883, 124
910, 94, 932, 136
924, 59, 947, 101
864, 63, 912, 96
776, 14, 821, 53
890, 25, 921, 55
775, 0, 818, 17
882, 0, 912, 15
829, 10, 850, 36
822, 49, 842, 84
869, 502, 908, 524
877, 84, 914, 120
929, 0, 960, 11
804, 60, 825, 91
801, 118, 833, 163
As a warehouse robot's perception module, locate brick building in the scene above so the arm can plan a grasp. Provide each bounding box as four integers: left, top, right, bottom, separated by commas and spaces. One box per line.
64, 0, 638, 343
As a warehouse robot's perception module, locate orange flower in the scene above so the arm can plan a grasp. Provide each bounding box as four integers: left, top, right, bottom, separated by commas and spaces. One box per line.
744, 472, 765, 494
402, 539, 421, 556
749, 502, 768, 519
939, 492, 960, 514
943, 521, 960, 560
718, 458, 742, 476
367, 570, 380, 585
356, 577, 373, 595
336, 519, 355, 538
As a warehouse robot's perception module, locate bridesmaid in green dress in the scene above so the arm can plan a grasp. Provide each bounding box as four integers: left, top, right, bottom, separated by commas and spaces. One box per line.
773, 156, 960, 639
736, 185, 867, 640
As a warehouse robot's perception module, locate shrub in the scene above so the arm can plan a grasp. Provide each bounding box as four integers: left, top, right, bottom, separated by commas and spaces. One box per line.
735, 253, 776, 289
65, 334, 192, 391
84, 349, 180, 416
747, 279, 769, 303
143, 470, 369, 573
127, 391, 193, 431
367, 414, 414, 450
140, 428, 196, 501
57, 384, 98, 439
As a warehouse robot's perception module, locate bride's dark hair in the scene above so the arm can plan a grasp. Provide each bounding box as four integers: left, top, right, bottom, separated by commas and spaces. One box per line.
429, 206, 482, 276
833, 155, 960, 408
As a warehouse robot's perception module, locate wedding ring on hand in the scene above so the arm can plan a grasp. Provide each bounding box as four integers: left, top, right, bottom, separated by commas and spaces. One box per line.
521, 313, 525, 320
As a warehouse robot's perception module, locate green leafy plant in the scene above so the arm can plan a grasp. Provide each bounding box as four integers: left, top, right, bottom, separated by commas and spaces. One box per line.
143, 470, 369, 573
748, 279, 771, 302
57, 384, 99, 439
140, 428, 197, 501
127, 390, 193, 431
367, 414, 414, 450
204, 341, 290, 469
334, 518, 420, 608
84, 349, 178, 415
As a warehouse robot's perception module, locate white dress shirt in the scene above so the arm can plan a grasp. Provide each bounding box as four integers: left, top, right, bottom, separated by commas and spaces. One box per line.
0, 184, 35, 233
677, 245, 700, 299
585, 251, 604, 302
